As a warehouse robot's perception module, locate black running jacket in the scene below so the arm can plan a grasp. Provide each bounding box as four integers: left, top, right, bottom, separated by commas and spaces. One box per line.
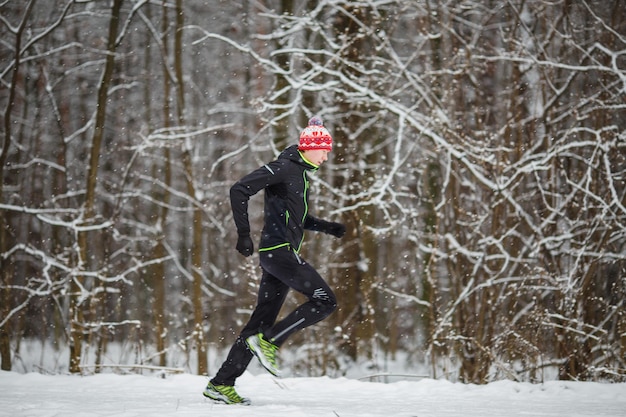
230, 145, 330, 254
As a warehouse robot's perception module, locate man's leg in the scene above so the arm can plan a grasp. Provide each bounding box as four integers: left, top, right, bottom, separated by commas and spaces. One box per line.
259, 248, 337, 346
210, 270, 288, 386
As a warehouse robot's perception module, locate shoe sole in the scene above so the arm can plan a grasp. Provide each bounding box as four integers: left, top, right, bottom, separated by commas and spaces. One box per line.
246, 335, 281, 377
203, 390, 251, 406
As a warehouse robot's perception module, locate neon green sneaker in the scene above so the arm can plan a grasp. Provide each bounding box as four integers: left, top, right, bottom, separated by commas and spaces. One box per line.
246, 332, 280, 376
202, 382, 251, 405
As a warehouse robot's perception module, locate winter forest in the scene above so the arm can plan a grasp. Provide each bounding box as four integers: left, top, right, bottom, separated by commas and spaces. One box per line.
1, 0, 624, 385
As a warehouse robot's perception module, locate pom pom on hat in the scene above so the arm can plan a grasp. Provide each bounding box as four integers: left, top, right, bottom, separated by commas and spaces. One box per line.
307, 116, 324, 126
298, 116, 333, 151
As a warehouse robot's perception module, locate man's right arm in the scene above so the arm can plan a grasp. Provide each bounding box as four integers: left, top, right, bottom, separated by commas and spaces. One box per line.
230, 161, 284, 255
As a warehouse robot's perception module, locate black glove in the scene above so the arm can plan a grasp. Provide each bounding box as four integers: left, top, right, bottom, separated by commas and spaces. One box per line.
236, 234, 254, 257
326, 222, 346, 238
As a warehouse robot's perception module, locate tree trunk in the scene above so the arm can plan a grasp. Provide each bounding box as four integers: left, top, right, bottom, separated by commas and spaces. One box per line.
144, 0, 173, 370
270, 0, 294, 150
331, 4, 376, 361
70, 0, 124, 374
172, 0, 207, 376
0, 0, 36, 372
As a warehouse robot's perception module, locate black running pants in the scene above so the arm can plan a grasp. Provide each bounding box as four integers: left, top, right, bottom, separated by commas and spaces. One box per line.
211, 247, 337, 386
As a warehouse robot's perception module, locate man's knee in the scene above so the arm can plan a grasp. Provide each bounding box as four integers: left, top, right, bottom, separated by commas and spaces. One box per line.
312, 290, 337, 317
325, 299, 337, 315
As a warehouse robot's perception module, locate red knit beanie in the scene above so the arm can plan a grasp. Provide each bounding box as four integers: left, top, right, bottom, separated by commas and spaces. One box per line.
298, 116, 333, 151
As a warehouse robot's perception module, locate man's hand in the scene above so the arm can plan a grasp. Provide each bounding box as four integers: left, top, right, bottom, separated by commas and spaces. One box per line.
236, 235, 254, 257
326, 222, 346, 238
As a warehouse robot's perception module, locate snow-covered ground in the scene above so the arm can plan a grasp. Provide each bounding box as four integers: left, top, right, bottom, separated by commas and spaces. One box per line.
2, 370, 625, 417
3, 341, 625, 416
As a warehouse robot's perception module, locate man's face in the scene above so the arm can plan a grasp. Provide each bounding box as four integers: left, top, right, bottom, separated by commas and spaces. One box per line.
303, 149, 330, 166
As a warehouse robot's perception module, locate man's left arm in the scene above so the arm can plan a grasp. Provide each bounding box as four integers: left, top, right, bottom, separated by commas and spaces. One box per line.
303, 215, 346, 238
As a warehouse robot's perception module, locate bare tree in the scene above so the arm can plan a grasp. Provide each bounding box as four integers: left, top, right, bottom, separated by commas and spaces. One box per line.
69, 0, 125, 374
1, 0, 623, 382
0, 0, 36, 372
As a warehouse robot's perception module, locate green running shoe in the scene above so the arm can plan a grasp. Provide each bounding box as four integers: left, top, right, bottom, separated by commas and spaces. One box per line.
246, 332, 280, 376
203, 382, 251, 405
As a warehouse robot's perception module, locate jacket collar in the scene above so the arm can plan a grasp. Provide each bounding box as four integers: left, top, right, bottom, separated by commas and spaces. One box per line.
279, 144, 319, 171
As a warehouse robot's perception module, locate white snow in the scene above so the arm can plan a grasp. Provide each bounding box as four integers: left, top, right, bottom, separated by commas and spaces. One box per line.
1, 370, 625, 417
